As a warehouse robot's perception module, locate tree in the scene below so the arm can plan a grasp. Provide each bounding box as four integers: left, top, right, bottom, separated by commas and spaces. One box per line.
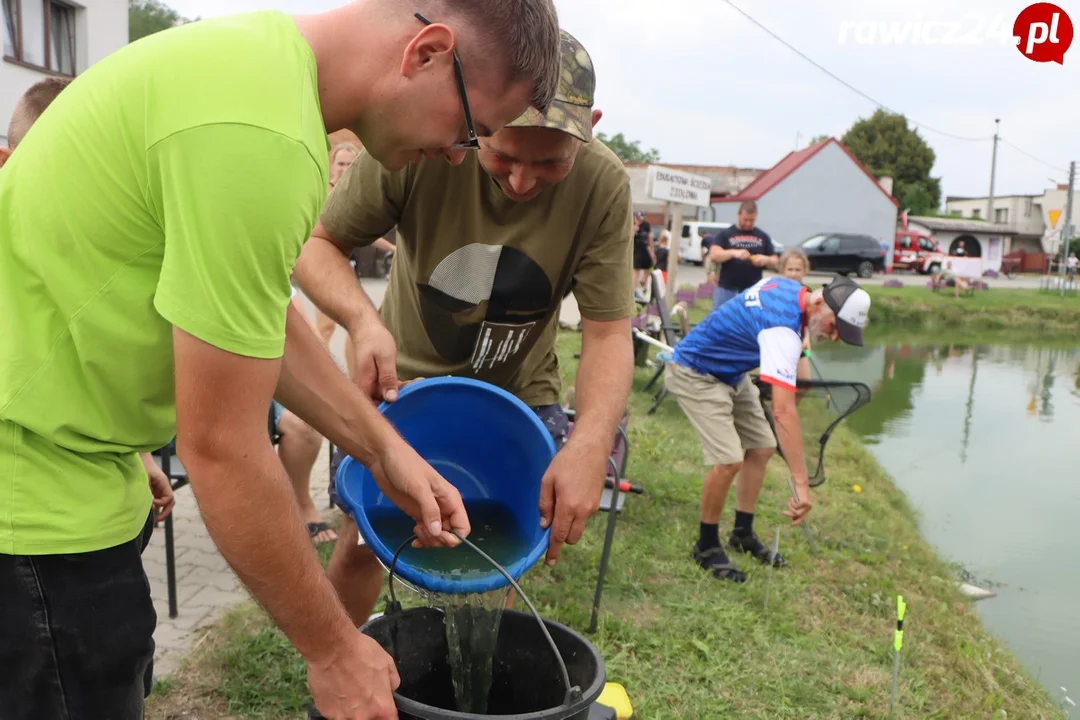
129, 0, 192, 42
808, 134, 831, 146
841, 109, 942, 216
595, 132, 660, 164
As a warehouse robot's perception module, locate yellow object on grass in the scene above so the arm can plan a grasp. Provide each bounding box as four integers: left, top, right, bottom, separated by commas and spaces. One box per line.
597, 682, 634, 718
895, 595, 907, 652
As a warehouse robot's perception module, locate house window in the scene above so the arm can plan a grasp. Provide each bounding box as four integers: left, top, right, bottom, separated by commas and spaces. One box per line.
2, 0, 76, 76
1025, 198, 1033, 217
995, 208, 1009, 224
972, 208, 981, 218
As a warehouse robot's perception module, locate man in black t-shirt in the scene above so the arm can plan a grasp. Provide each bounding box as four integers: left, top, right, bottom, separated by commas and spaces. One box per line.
633, 211, 656, 295
708, 200, 777, 307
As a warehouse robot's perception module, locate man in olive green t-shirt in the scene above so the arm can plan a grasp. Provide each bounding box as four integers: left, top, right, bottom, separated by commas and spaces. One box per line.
295, 31, 635, 627
0, 2, 561, 717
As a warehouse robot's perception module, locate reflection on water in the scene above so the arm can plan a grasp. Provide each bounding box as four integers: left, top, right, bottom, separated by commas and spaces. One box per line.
815, 341, 1080, 696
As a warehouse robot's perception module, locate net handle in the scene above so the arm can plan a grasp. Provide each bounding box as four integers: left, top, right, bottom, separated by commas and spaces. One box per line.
385, 533, 582, 707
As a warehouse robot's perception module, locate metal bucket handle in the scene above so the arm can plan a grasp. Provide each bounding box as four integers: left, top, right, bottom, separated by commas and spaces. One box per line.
385, 530, 583, 707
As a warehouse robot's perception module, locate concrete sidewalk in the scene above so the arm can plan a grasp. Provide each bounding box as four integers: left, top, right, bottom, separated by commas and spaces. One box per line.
146, 442, 339, 677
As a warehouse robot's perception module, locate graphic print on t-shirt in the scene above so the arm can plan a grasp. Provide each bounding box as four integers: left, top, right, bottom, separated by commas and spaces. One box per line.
714, 225, 775, 292
417, 242, 554, 371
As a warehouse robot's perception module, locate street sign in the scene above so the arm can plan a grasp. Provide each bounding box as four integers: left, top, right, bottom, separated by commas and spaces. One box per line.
648, 166, 712, 207
1049, 209, 1062, 228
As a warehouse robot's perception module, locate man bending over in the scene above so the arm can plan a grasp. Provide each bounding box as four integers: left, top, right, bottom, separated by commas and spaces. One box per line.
294, 31, 635, 627
665, 276, 870, 582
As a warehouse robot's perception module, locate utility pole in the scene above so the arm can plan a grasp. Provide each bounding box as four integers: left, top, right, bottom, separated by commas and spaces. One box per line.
986, 119, 1000, 223
1059, 160, 1076, 297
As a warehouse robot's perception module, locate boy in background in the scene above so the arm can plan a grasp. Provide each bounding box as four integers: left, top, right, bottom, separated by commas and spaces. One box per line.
0, 77, 71, 168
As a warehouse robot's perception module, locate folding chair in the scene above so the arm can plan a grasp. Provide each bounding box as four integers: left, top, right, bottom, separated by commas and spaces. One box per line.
152, 407, 280, 619
562, 409, 639, 634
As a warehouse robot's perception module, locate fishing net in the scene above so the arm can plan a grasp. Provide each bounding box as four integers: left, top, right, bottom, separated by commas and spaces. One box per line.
754, 377, 872, 488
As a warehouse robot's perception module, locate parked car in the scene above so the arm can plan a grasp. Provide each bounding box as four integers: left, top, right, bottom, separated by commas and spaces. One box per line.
678, 221, 731, 265
893, 231, 944, 275
799, 232, 887, 278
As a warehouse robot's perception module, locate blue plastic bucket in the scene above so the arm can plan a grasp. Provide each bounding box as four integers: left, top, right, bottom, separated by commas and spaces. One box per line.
335, 377, 556, 595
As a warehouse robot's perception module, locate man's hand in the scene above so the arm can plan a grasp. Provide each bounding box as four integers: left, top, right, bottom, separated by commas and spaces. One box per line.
750, 254, 772, 268
307, 631, 400, 720
733, 248, 752, 260
784, 483, 813, 526
538, 439, 607, 566
348, 318, 402, 403
140, 452, 175, 523
369, 437, 471, 548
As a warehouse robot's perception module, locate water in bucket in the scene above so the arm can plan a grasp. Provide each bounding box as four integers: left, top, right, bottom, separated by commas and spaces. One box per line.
442, 591, 510, 714
368, 498, 532, 713
367, 499, 534, 581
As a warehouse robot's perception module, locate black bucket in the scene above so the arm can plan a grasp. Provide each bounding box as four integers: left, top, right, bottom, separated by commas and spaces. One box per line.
360, 607, 605, 719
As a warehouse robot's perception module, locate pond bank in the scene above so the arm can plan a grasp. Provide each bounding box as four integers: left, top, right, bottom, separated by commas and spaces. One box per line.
866, 286, 1080, 335
146, 331, 1065, 719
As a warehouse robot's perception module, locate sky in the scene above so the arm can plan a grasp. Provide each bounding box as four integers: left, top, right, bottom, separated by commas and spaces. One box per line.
165, 0, 1080, 203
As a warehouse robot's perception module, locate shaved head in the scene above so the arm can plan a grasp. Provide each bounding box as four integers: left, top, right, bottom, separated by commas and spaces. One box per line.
7, 77, 71, 149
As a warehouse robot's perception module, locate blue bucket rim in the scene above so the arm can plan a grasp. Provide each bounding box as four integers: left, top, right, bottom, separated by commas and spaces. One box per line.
335, 376, 555, 594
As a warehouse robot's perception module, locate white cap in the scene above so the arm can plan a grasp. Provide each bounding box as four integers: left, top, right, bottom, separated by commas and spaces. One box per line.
822, 276, 870, 346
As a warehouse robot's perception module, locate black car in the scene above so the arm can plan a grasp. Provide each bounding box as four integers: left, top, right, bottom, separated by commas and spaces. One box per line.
799, 232, 886, 278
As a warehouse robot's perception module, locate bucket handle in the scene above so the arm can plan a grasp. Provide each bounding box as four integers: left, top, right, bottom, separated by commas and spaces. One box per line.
386, 531, 583, 708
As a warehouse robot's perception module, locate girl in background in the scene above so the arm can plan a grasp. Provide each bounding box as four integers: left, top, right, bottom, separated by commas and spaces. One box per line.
779, 248, 813, 386
313, 143, 364, 348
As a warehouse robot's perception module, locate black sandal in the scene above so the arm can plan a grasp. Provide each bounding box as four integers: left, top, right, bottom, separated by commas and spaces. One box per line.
728, 531, 788, 568
692, 545, 747, 583
307, 522, 336, 544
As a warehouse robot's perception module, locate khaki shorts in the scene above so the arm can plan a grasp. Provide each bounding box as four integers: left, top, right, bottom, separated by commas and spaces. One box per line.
664, 363, 777, 466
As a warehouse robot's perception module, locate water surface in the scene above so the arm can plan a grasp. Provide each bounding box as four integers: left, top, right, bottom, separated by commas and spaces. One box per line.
815, 341, 1080, 698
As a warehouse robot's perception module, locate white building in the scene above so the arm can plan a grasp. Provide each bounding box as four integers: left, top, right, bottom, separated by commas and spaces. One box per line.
710, 138, 899, 261
945, 186, 1079, 255
906, 216, 1014, 273
1, 0, 128, 146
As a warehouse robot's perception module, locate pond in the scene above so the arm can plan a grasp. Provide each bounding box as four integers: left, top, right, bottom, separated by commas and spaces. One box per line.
814, 339, 1080, 700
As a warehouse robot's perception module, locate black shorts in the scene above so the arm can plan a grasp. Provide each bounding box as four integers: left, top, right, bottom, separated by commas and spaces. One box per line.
0, 512, 157, 719
633, 247, 653, 270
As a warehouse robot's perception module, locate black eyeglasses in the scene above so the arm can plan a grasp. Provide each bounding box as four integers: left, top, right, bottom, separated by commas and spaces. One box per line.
414, 12, 480, 151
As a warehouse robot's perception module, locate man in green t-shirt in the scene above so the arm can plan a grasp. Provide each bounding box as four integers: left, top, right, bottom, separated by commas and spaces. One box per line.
294, 31, 635, 628
0, 2, 561, 718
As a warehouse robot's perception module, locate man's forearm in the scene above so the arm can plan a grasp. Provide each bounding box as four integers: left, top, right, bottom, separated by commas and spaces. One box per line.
709, 246, 737, 264
183, 441, 354, 660
274, 302, 397, 466
772, 403, 809, 488
571, 318, 633, 455
293, 235, 379, 334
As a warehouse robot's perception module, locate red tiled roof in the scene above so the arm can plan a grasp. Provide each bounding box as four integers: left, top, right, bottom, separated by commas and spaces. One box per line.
714, 137, 900, 208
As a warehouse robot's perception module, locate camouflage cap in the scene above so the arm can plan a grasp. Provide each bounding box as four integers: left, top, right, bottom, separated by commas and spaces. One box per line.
505, 30, 595, 142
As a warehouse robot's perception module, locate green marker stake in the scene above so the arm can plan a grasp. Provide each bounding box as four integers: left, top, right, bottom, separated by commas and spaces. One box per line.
890, 595, 907, 716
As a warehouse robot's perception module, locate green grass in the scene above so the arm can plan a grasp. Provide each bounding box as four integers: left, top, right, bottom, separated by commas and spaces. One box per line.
681, 278, 1080, 336
148, 332, 1065, 720
863, 285, 1080, 335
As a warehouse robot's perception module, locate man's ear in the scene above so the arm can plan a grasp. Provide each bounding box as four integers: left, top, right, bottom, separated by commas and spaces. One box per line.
401, 22, 455, 78
0, 146, 12, 168
590, 109, 603, 128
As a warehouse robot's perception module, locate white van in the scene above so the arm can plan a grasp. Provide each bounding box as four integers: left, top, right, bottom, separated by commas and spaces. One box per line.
678, 221, 731, 265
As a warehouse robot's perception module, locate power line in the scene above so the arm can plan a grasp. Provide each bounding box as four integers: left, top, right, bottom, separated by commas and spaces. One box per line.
718, 0, 993, 143
998, 138, 1068, 174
